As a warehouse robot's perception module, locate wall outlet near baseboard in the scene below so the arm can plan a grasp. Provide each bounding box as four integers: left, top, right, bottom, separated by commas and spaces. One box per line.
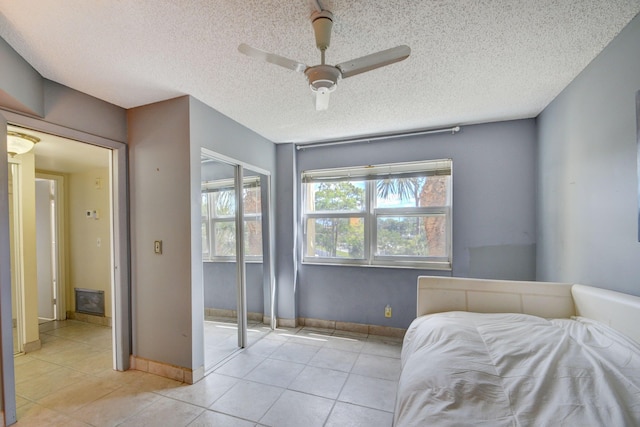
385, 304, 392, 318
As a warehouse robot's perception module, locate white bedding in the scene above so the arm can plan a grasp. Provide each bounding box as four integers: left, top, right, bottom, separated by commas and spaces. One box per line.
394, 312, 640, 426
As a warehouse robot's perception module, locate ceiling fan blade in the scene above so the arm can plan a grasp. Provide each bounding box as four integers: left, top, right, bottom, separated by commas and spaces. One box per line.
315, 87, 331, 110
238, 43, 307, 73
336, 45, 411, 79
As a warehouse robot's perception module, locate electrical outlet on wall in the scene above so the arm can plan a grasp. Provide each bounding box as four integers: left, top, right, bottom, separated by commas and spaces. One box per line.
385, 304, 392, 318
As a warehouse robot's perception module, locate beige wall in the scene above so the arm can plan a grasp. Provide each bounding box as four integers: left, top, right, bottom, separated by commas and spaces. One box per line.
67, 167, 112, 317
10, 153, 40, 349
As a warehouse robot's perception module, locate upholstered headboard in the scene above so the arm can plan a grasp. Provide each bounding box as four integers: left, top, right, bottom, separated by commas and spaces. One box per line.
416, 276, 640, 345
417, 276, 575, 319
572, 284, 640, 345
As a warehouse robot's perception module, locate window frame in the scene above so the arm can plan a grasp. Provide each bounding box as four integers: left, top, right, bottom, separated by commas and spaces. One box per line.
301, 159, 452, 270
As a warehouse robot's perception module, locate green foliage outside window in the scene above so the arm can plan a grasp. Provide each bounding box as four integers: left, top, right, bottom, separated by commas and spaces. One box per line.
312, 182, 365, 258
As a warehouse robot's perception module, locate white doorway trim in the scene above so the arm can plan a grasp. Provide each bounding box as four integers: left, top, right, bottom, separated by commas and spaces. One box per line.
1, 109, 130, 425
8, 161, 26, 355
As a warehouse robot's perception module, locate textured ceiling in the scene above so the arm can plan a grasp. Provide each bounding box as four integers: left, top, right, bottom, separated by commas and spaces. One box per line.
1, 1, 639, 143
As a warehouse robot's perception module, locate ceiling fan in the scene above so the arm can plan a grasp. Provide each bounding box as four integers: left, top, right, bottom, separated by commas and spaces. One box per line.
238, 7, 410, 110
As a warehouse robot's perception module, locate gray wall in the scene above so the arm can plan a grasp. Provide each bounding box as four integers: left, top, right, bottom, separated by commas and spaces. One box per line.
537, 13, 640, 296
189, 97, 275, 174
128, 97, 194, 368
275, 144, 298, 322
43, 80, 127, 143
286, 120, 538, 328
0, 36, 43, 116
203, 263, 264, 314
1, 35, 127, 423
190, 96, 277, 324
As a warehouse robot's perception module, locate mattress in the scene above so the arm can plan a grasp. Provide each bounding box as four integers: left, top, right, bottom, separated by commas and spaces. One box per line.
394, 312, 640, 426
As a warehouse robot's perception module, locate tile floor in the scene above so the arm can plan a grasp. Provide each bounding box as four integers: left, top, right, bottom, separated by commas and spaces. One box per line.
203, 316, 270, 372
13, 320, 402, 426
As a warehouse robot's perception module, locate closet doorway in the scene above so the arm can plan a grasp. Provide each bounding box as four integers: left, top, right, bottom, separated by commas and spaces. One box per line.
201, 151, 274, 372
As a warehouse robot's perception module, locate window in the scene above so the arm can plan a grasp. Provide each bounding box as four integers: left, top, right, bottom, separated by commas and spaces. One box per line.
201, 176, 262, 262
302, 159, 452, 269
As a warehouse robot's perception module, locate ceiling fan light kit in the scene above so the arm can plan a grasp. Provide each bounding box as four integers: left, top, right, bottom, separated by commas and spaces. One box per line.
238, 4, 410, 110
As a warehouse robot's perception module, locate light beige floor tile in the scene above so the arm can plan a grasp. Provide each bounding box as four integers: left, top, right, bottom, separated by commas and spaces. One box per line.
157, 372, 238, 407
210, 380, 284, 422
36, 376, 121, 414
324, 335, 367, 352
215, 352, 266, 378
68, 351, 114, 375
260, 390, 334, 427
73, 384, 161, 427
300, 325, 336, 334
308, 347, 359, 372
13, 354, 38, 367
325, 402, 393, 427
15, 395, 31, 408
367, 334, 404, 344
242, 336, 283, 357
269, 341, 320, 364
95, 367, 158, 385
189, 410, 255, 427
28, 336, 87, 356
16, 366, 89, 401
361, 340, 402, 358
351, 353, 401, 381
13, 403, 90, 427
117, 395, 204, 427
338, 374, 397, 412
287, 330, 332, 347
31, 345, 98, 366
288, 365, 348, 399
14, 358, 62, 384
16, 401, 36, 421
122, 371, 184, 393
245, 358, 305, 388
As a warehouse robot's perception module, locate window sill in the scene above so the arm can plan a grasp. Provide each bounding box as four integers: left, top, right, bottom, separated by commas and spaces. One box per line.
301, 260, 451, 271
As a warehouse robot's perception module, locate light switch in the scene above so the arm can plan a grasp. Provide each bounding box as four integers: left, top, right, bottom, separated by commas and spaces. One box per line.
154, 240, 162, 254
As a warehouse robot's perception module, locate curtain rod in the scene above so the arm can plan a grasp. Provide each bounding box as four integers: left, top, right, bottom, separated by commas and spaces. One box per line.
295, 125, 461, 150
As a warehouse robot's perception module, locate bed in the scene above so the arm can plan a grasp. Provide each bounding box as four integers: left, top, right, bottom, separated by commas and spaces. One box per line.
393, 276, 640, 426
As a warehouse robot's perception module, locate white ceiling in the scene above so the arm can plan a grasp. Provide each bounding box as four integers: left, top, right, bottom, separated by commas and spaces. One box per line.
1, 1, 639, 144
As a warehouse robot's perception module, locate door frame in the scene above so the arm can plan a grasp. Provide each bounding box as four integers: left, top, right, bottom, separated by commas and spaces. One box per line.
0, 110, 131, 425
7, 160, 25, 355
34, 173, 64, 321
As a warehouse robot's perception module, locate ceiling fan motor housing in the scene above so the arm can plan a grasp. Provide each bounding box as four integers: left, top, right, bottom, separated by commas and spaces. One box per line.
311, 10, 333, 51
305, 65, 340, 93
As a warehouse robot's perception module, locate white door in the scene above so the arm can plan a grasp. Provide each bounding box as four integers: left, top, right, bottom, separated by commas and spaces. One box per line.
35, 179, 56, 320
